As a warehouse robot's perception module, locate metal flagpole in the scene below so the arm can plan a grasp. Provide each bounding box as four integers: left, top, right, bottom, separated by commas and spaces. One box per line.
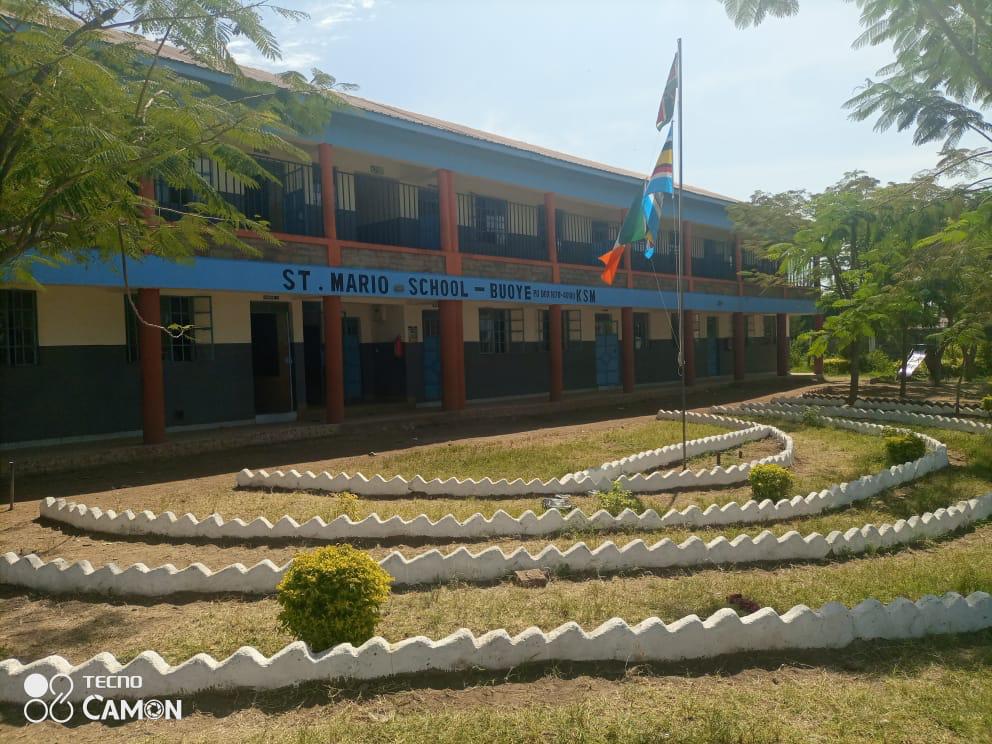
676, 37, 687, 470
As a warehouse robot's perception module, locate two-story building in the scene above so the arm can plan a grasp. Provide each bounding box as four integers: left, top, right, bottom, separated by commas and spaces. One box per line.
0, 52, 818, 448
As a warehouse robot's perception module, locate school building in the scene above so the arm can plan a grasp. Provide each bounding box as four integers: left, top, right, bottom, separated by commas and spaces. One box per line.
0, 56, 819, 448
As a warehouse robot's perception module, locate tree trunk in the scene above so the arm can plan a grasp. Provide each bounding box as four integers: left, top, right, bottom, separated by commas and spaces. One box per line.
955, 368, 965, 415
899, 324, 908, 399
847, 342, 861, 405
963, 344, 977, 382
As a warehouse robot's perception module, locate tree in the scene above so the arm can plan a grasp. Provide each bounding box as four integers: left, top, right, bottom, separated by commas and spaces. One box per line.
720, 1, 992, 196
0, 1, 349, 283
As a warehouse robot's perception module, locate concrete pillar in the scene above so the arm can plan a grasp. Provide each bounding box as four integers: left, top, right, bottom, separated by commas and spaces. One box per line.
439, 299, 463, 411
733, 311, 746, 381
544, 193, 559, 283
734, 234, 744, 296
777, 313, 789, 376
683, 308, 696, 386
621, 307, 635, 393
437, 169, 460, 275
323, 296, 344, 424
548, 304, 563, 402
455, 302, 466, 408
136, 288, 166, 444
318, 143, 340, 265
813, 314, 825, 379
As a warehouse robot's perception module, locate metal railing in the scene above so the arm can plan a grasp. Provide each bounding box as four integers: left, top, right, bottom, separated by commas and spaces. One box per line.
742, 248, 779, 275
556, 211, 618, 266
334, 171, 440, 250
155, 155, 324, 237
629, 231, 679, 274
691, 237, 736, 280
457, 194, 546, 260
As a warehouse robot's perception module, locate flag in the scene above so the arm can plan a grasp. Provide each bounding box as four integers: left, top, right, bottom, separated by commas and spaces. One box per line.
656, 51, 679, 130
645, 126, 674, 196
598, 243, 625, 285
643, 193, 663, 259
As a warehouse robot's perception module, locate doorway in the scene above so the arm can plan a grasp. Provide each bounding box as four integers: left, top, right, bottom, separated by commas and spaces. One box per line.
595, 313, 619, 388
342, 316, 363, 402
302, 301, 324, 406
250, 302, 295, 418
706, 316, 720, 376
422, 309, 441, 401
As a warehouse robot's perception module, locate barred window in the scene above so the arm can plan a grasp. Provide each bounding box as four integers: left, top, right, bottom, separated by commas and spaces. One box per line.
480, 308, 523, 354
633, 313, 648, 350
0, 290, 38, 366
765, 315, 777, 340
537, 309, 550, 351
125, 295, 214, 362
564, 310, 582, 347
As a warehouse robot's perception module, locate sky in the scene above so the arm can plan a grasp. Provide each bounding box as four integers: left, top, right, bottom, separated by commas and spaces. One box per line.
227, 0, 953, 201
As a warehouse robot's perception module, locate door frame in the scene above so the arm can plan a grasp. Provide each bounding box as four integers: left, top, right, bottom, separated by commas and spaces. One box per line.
249, 301, 297, 422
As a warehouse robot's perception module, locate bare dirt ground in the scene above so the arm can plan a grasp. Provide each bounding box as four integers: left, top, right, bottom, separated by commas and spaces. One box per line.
815, 377, 990, 405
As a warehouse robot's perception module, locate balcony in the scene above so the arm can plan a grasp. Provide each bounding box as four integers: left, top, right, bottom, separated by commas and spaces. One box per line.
691, 237, 736, 280
742, 249, 778, 275
334, 171, 440, 250
457, 194, 546, 260
556, 211, 618, 266
629, 231, 679, 274
155, 155, 324, 237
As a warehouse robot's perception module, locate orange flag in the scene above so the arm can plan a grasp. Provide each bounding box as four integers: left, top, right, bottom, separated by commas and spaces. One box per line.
598, 244, 625, 285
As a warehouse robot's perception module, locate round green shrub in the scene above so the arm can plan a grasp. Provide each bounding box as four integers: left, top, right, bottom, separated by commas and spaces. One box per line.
801, 406, 825, 427
981, 395, 992, 415
276, 545, 392, 652
748, 463, 794, 501
883, 432, 926, 465
596, 482, 643, 516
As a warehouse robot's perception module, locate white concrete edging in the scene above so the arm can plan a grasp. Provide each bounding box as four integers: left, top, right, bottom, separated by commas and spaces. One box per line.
11, 495, 991, 595
800, 391, 987, 418
2, 591, 989, 702
234, 411, 794, 497
722, 401, 992, 434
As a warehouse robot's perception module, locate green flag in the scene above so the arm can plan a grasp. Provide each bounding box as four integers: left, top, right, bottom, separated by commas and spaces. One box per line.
616, 192, 648, 245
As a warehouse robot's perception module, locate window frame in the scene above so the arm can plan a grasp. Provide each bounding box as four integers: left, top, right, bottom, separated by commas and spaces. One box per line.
0, 289, 39, 367
125, 294, 214, 363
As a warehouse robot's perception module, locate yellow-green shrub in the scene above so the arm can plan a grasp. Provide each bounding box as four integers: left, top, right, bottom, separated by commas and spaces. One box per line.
748, 463, 794, 501
596, 482, 643, 516
883, 432, 926, 465
982, 395, 992, 415
276, 545, 392, 652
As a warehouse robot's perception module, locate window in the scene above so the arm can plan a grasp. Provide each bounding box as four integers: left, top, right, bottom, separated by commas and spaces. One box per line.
479, 308, 523, 354
564, 310, 582, 347
694, 313, 702, 339
765, 315, 777, 341
0, 290, 38, 366
125, 295, 214, 362
633, 313, 648, 350
537, 309, 550, 351
747, 315, 756, 342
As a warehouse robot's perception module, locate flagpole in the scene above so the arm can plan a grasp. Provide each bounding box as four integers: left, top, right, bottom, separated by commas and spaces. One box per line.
676, 37, 687, 470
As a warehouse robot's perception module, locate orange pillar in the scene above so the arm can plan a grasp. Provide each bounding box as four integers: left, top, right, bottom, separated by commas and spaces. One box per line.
323, 296, 344, 424
683, 308, 696, 386
136, 288, 166, 444
777, 313, 789, 376
318, 143, 340, 264
544, 193, 559, 283
621, 307, 635, 393
813, 314, 825, 379
734, 234, 744, 296
437, 168, 464, 410
682, 220, 694, 292
549, 304, 563, 401
733, 312, 746, 381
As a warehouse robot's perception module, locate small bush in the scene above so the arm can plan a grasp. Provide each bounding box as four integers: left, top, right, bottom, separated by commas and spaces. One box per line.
801, 406, 825, 427
596, 482, 643, 516
981, 395, 992, 416
865, 349, 895, 375
335, 491, 361, 519
748, 463, 794, 501
823, 357, 849, 375
884, 432, 926, 465
276, 545, 392, 652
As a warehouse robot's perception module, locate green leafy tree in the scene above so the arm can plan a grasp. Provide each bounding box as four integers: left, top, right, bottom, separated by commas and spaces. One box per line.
0, 0, 349, 284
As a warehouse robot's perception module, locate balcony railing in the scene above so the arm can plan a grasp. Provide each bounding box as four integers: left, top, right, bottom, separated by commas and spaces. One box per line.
629, 231, 679, 274
742, 248, 778, 275
155, 155, 324, 237
691, 237, 736, 280
334, 171, 440, 250
457, 194, 546, 260
556, 211, 618, 266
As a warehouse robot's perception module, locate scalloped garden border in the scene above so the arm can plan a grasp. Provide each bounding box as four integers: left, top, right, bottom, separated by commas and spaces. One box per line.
2, 592, 989, 702
36, 415, 948, 543
717, 400, 992, 434
9, 494, 990, 595
800, 390, 987, 418
234, 411, 794, 497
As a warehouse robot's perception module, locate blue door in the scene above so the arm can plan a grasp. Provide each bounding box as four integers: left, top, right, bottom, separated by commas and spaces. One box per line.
422, 310, 441, 401
342, 317, 362, 402
706, 316, 720, 376
595, 313, 620, 388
